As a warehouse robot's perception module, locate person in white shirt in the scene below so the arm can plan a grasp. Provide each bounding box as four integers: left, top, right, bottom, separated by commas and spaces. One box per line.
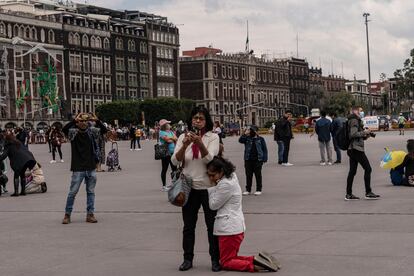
207, 157, 280, 272
172, 106, 221, 272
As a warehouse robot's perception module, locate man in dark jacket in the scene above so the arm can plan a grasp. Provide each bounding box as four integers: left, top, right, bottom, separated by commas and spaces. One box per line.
61, 113, 107, 224
346, 106, 380, 201
315, 111, 333, 166
330, 112, 342, 164
239, 125, 268, 196
275, 110, 293, 166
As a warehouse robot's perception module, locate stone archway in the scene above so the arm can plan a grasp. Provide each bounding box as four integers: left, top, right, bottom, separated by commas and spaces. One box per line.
5, 122, 16, 129
36, 121, 48, 130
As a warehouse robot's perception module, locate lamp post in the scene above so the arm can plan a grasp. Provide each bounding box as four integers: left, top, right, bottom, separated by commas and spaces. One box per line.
363, 13, 372, 115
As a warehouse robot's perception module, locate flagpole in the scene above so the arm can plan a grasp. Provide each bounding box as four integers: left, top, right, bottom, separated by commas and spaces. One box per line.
246, 20, 249, 53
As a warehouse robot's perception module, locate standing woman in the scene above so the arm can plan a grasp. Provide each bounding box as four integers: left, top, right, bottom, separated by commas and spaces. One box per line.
50, 126, 65, 163
172, 106, 221, 272
0, 132, 37, 196
158, 119, 177, 191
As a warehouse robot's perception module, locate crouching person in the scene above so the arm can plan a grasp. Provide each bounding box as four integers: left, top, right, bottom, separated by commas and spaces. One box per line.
25, 163, 47, 194
207, 157, 280, 272
61, 113, 106, 224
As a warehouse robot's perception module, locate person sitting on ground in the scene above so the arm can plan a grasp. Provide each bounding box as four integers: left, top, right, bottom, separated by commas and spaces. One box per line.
207, 156, 280, 272
393, 140, 414, 186
25, 162, 47, 194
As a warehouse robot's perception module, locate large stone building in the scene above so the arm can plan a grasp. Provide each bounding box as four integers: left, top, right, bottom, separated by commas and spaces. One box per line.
0, 0, 180, 128
180, 47, 290, 127
286, 57, 309, 115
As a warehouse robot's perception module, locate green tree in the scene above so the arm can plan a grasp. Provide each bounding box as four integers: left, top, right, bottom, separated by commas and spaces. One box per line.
325, 91, 355, 116
394, 49, 414, 113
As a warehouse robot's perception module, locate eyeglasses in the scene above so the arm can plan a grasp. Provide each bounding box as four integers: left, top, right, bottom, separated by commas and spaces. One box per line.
192, 116, 205, 121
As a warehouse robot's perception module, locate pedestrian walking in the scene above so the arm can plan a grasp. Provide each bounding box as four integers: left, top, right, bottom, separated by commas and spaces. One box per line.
345, 106, 380, 201
171, 106, 221, 272
274, 118, 284, 165
0, 132, 37, 196
61, 113, 107, 224
49, 126, 65, 163
135, 127, 143, 150
213, 121, 224, 157
45, 126, 52, 153
15, 127, 29, 149
159, 119, 177, 191
330, 112, 342, 164
207, 157, 280, 272
129, 125, 137, 150
239, 125, 268, 196
398, 113, 406, 135
315, 111, 333, 166
275, 110, 294, 166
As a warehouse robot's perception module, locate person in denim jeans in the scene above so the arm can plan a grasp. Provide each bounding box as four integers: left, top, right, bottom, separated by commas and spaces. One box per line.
274, 128, 284, 165
61, 113, 107, 224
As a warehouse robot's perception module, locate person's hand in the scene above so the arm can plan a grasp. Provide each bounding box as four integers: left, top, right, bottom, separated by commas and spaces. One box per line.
244, 129, 250, 135
182, 134, 192, 148
188, 132, 202, 146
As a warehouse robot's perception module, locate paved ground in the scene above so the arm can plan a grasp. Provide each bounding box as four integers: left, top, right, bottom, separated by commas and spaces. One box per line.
1, 131, 414, 276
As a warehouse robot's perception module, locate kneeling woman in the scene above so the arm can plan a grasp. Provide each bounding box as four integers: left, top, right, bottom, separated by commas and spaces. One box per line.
207, 157, 280, 272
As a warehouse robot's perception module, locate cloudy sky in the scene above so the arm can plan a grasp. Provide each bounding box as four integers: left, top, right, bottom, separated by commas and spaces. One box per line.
93, 0, 413, 82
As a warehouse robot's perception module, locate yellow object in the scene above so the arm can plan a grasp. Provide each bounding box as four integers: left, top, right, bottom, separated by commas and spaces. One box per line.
380, 148, 407, 169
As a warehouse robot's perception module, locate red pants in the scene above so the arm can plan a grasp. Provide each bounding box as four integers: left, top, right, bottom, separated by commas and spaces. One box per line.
218, 233, 255, 272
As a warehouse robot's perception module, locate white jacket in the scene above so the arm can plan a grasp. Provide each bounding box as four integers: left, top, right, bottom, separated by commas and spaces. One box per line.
208, 173, 246, 236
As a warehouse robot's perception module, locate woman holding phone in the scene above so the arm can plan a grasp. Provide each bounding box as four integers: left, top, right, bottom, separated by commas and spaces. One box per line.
172, 106, 221, 272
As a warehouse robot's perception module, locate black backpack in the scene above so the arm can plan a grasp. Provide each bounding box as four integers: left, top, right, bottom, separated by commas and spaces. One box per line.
335, 120, 350, 151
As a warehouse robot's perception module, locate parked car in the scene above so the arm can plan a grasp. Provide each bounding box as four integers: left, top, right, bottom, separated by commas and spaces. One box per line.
377, 115, 390, 131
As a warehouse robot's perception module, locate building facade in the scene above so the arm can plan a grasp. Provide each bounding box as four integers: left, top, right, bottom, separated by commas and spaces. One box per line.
180, 48, 290, 127
286, 57, 309, 115
0, 0, 180, 128
308, 67, 323, 109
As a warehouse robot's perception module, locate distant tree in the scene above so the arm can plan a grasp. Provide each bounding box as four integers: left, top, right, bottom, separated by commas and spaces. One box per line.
394, 49, 414, 112
325, 91, 355, 116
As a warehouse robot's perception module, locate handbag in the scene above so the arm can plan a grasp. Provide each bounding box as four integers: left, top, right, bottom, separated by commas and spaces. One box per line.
154, 143, 170, 160
168, 160, 192, 207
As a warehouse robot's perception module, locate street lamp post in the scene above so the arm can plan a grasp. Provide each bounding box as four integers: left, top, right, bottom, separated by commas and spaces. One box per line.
363, 12, 372, 115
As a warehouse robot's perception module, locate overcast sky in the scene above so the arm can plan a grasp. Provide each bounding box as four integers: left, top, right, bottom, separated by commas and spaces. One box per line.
93, 0, 414, 82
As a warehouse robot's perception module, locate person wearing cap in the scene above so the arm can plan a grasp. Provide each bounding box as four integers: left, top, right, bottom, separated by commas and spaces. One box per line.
159, 119, 177, 191
61, 112, 107, 224
239, 125, 268, 196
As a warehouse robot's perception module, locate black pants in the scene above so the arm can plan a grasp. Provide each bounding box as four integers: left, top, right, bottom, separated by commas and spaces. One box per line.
245, 160, 263, 192
182, 189, 219, 263
48, 140, 52, 152
13, 160, 36, 194
347, 149, 372, 195
282, 138, 291, 163
130, 138, 136, 149
160, 156, 177, 187
52, 145, 62, 160
136, 137, 141, 149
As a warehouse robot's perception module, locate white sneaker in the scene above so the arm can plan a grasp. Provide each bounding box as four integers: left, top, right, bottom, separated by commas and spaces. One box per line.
282, 163, 293, 167
50, 160, 56, 164
320, 162, 326, 166
242, 191, 250, 196
254, 191, 262, 196
162, 186, 169, 192
130, 149, 133, 151
60, 159, 64, 163
137, 148, 142, 151
327, 162, 333, 166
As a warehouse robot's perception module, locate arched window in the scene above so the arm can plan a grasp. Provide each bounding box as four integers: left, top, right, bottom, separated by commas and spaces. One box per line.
25, 26, 31, 39
103, 38, 110, 49
0, 22, 5, 36
128, 40, 135, 51
68, 32, 73, 44
14, 25, 18, 37
48, 30, 55, 43
31, 27, 37, 40
82, 34, 89, 47
19, 26, 24, 37
74, 33, 80, 45
90, 36, 96, 48
116, 38, 123, 50
95, 37, 101, 48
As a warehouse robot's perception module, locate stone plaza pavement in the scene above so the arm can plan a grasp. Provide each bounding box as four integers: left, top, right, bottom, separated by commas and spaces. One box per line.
1, 131, 414, 276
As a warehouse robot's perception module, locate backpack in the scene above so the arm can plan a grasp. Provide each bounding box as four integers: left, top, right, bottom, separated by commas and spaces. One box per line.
335, 121, 350, 151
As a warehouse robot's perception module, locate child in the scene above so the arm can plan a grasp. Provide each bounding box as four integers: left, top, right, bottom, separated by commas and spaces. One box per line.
207, 157, 280, 272
394, 140, 414, 186
25, 162, 47, 194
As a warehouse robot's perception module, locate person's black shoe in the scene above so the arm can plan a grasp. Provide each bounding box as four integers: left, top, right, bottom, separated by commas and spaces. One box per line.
10, 193, 19, 197
211, 260, 221, 272
179, 260, 193, 271
278, 161, 283, 165
365, 192, 380, 200
345, 194, 360, 201
334, 160, 341, 164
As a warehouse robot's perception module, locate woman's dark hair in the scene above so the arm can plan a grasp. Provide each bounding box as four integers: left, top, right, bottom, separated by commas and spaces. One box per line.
207, 156, 235, 179
187, 106, 214, 132
407, 139, 414, 154
0, 132, 20, 148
